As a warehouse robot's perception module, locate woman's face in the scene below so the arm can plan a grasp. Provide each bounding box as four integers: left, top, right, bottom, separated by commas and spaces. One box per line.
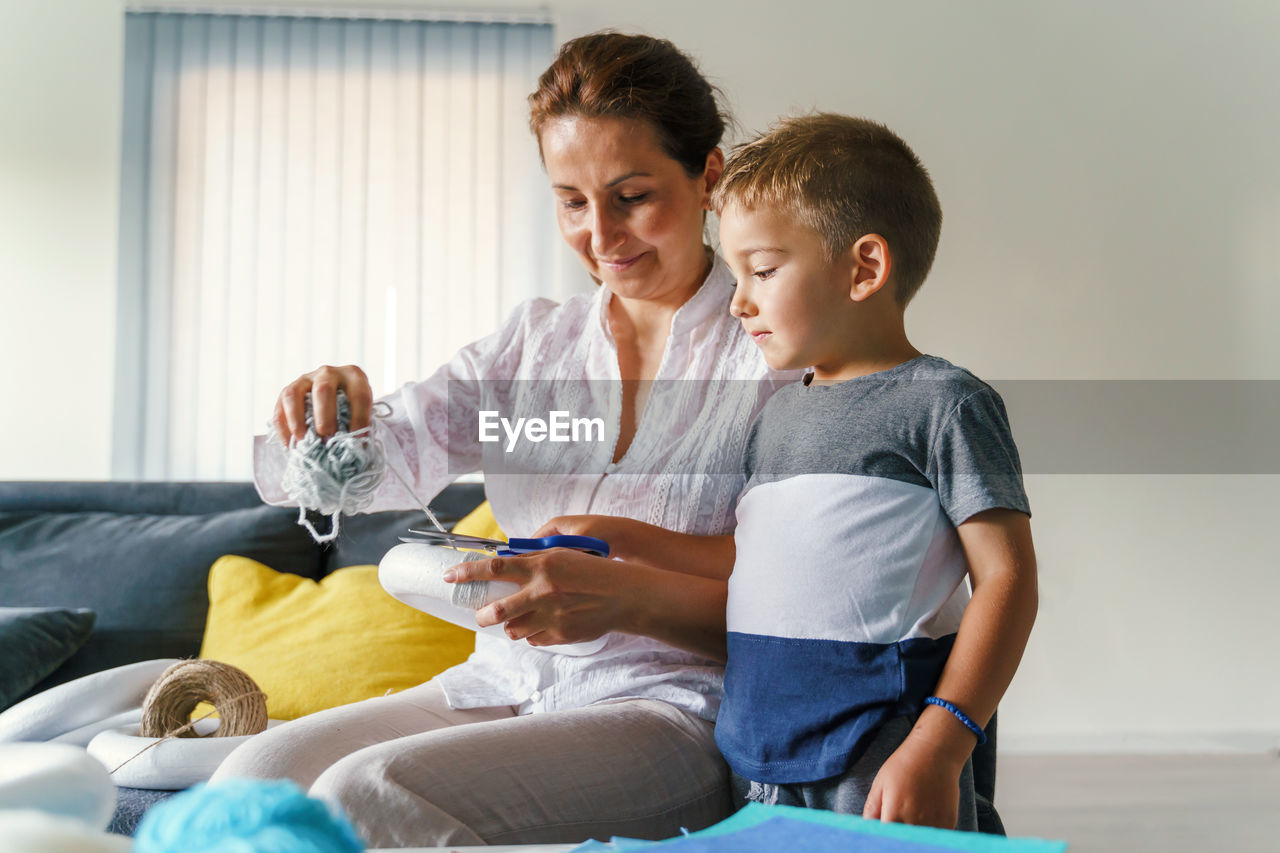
539, 115, 722, 304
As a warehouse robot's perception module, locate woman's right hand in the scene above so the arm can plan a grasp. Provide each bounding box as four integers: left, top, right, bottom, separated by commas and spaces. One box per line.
273, 364, 373, 444
445, 547, 731, 661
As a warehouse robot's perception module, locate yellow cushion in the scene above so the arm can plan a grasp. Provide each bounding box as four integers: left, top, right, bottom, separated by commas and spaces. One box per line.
451, 500, 505, 541
198, 556, 475, 720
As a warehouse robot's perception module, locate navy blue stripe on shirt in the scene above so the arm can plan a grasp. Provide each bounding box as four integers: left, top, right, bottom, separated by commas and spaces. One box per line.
716, 631, 956, 784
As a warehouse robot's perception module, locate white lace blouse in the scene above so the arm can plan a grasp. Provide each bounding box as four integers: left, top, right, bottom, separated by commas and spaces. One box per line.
254, 256, 798, 721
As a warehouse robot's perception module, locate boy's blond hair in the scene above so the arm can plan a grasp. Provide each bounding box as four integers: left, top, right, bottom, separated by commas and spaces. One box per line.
712, 113, 942, 305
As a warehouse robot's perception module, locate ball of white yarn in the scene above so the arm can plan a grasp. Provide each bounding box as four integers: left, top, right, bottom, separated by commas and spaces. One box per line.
279, 390, 387, 543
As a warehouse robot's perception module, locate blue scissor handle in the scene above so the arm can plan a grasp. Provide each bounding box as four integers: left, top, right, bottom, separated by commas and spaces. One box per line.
498, 535, 610, 558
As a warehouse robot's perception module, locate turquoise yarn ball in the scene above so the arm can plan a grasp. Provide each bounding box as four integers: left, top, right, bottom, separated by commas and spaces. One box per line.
134, 779, 364, 853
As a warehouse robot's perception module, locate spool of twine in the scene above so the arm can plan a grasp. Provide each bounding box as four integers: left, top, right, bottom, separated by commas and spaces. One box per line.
140, 659, 268, 739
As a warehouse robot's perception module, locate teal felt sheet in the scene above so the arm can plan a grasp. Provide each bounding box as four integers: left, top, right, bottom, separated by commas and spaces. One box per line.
569, 803, 1068, 852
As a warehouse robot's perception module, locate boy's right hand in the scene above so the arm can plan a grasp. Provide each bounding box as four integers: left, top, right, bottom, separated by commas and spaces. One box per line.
863, 733, 966, 829
273, 364, 373, 444
534, 516, 735, 581
534, 515, 637, 559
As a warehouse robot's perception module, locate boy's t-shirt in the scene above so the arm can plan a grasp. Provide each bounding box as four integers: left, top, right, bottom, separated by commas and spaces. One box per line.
715, 354, 1030, 784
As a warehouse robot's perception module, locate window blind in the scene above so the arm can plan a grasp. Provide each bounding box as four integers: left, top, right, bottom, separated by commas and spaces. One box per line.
114, 11, 556, 480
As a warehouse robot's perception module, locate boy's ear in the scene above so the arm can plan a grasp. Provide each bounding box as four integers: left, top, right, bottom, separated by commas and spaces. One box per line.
848, 234, 892, 303
701, 148, 725, 210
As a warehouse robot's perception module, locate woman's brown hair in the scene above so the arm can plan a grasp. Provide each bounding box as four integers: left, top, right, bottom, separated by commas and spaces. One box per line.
528, 32, 728, 177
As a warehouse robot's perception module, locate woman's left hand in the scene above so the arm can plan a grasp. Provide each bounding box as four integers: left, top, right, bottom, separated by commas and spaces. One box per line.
443, 550, 633, 648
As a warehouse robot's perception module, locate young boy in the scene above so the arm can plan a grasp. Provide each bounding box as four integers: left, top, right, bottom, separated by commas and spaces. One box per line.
709, 113, 1038, 830
512, 112, 1035, 830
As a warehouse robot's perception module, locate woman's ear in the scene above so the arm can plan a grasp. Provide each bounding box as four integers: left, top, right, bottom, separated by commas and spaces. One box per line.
848, 234, 893, 302
701, 148, 725, 210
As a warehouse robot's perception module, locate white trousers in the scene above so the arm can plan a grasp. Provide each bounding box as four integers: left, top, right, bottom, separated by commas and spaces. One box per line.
210, 682, 732, 848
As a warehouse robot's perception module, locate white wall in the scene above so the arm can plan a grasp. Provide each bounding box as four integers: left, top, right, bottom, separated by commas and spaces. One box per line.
0, 1, 124, 479
1, 0, 1276, 752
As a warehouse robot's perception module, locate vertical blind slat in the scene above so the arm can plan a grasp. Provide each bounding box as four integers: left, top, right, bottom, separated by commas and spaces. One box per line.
392, 23, 423, 394
195, 16, 233, 478
364, 21, 396, 394
143, 14, 178, 480
313, 21, 343, 368
419, 24, 450, 380
113, 13, 153, 480
302, 20, 327, 377
168, 14, 208, 479
224, 16, 262, 472
338, 21, 368, 369
474, 25, 501, 333
252, 18, 287, 445
444, 26, 477, 359
499, 25, 528, 332
280, 21, 313, 392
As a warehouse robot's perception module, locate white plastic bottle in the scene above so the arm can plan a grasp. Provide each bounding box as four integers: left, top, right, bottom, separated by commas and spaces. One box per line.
379, 543, 609, 656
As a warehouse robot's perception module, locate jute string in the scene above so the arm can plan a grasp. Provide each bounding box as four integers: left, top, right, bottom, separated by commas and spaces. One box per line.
109, 659, 269, 776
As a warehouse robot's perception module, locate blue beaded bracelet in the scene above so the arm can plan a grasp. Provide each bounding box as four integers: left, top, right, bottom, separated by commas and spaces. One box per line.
924, 696, 987, 745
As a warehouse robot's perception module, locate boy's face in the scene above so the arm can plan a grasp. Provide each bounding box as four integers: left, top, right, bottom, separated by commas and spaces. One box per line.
720, 201, 856, 374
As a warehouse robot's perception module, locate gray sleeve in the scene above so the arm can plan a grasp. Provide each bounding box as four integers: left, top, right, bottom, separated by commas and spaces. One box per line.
928, 387, 1031, 526
735, 409, 765, 505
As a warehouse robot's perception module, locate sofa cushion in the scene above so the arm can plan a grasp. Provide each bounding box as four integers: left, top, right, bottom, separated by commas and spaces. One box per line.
0, 607, 96, 711
109, 787, 178, 837
0, 506, 321, 693
198, 556, 474, 720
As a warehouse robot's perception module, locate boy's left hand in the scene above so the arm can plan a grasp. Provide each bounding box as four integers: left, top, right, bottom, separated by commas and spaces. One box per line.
863, 735, 965, 829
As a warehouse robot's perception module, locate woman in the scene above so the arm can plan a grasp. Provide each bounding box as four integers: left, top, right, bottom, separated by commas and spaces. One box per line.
216, 32, 796, 847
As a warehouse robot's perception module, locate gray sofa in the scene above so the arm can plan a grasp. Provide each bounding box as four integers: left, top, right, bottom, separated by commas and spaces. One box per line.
0, 479, 1003, 836
0, 479, 484, 833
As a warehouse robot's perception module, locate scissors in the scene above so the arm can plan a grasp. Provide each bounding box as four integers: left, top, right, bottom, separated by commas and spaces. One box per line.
400, 528, 610, 558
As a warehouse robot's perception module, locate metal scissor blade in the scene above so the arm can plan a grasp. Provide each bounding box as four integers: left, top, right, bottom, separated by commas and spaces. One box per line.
402, 529, 504, 552
406, 528, 506, 545
397, 537, 499, 553
394, 532, 488, 550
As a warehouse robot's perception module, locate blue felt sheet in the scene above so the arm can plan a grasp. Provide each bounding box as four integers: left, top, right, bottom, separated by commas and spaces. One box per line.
569, 803, 1068, 852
